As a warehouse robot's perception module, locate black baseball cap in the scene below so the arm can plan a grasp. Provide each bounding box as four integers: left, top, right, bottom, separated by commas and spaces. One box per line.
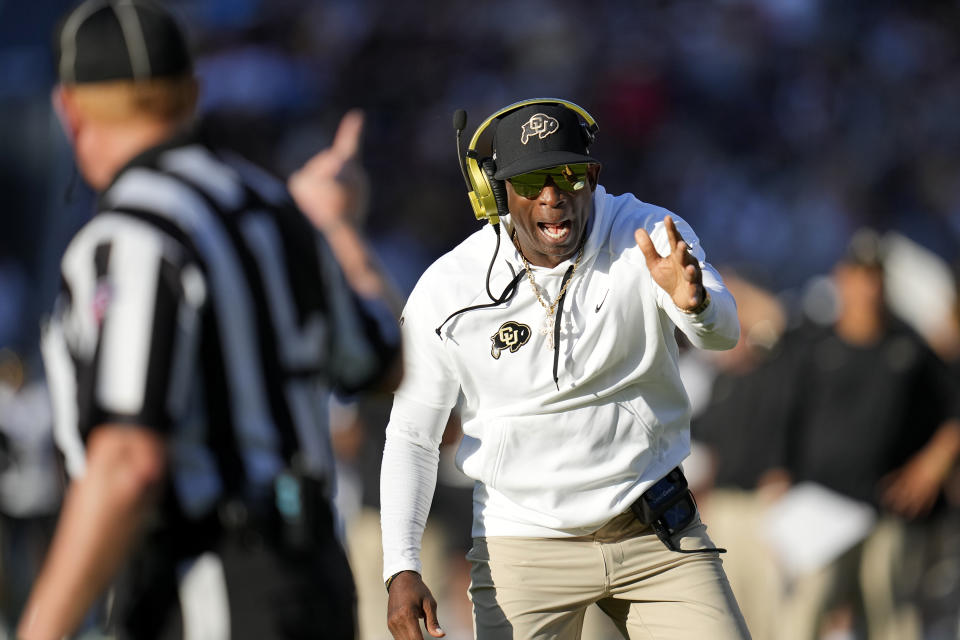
492, 104, 599, 180
55, 0, 192, 84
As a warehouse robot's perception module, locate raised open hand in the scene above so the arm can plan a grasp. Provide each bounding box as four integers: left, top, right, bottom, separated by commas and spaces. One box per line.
288, 109, 370, 231
634, 215, 707, 312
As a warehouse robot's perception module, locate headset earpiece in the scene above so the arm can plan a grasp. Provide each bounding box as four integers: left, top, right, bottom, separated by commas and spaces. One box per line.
482, 159, 508, 221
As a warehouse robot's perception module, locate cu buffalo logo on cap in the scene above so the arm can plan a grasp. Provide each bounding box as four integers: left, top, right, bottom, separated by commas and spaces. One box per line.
490, 321, 531, 359
520, 113, 559, 144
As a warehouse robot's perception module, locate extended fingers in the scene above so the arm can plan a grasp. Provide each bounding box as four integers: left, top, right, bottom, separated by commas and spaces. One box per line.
423, 597, 445, 638
647, 216, 696, 262
663, 215, 683, 251
637, 219, 703, 290
664, 216, 696, 262
634, 228, 659, 267
667, 221, 701, 283
331, 109, 365, 159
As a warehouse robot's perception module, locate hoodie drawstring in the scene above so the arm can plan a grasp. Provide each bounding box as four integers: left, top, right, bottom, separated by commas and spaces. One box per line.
552, 264, 575, 390
435, 269, 525, 337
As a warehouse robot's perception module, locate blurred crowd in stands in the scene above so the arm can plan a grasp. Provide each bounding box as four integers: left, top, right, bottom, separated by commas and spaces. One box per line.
2, 0, 960, 638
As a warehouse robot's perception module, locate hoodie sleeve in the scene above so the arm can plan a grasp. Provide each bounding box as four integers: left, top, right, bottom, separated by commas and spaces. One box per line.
380, 270, 459, 581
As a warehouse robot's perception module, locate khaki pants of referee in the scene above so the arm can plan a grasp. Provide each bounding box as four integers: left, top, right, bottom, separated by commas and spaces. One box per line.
468, 510, 751, 639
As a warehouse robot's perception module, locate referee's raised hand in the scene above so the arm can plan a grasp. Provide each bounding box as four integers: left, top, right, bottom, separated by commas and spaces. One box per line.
289, 110, 401, 307
288, 109, 370, 232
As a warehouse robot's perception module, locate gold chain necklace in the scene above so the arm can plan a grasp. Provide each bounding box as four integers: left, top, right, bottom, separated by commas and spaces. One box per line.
512, 231, 585, 350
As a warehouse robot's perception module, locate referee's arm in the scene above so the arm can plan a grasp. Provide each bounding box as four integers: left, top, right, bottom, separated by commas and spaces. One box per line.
19, 424, 166, 639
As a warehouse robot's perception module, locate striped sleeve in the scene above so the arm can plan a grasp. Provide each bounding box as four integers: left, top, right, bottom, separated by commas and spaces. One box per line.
53, 214, 205, 439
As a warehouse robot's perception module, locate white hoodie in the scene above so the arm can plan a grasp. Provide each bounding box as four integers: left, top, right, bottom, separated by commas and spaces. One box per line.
380, 186, 739, 580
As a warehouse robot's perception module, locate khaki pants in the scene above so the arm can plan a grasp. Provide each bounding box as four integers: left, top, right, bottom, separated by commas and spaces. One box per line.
468, 511, 751, 640
699, 488, 786, 640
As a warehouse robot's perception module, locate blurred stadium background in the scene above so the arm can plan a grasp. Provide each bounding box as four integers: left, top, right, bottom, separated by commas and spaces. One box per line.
1, 1, 959, 639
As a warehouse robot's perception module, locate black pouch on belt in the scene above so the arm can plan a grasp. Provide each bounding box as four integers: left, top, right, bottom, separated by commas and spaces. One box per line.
629, 467, 698, 551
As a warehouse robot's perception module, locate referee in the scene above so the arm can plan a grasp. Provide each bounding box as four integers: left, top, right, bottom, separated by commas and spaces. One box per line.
18, 1, 400, 638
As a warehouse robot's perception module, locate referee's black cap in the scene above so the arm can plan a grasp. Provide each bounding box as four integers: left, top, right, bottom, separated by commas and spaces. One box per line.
55, 0, 192, 84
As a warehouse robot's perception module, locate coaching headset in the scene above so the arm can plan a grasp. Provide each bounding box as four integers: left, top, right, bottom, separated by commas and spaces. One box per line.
453, 98, 599, 226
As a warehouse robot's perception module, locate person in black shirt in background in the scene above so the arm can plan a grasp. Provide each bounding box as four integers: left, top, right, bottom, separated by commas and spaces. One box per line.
698, 229, 960, 640
18, 1, 400, 638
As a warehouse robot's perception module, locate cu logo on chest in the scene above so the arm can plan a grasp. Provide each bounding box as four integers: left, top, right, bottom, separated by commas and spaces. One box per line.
490, 321, 531, 360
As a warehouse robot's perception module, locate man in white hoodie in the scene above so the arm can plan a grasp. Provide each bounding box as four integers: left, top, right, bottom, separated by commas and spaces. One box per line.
381, 99, 749, 640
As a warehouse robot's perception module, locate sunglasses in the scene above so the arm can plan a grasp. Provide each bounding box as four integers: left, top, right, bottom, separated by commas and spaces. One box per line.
507, 163, 591, 199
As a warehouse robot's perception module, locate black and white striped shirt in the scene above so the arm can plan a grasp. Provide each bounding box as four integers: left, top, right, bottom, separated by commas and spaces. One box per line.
42, 130, 399, 521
